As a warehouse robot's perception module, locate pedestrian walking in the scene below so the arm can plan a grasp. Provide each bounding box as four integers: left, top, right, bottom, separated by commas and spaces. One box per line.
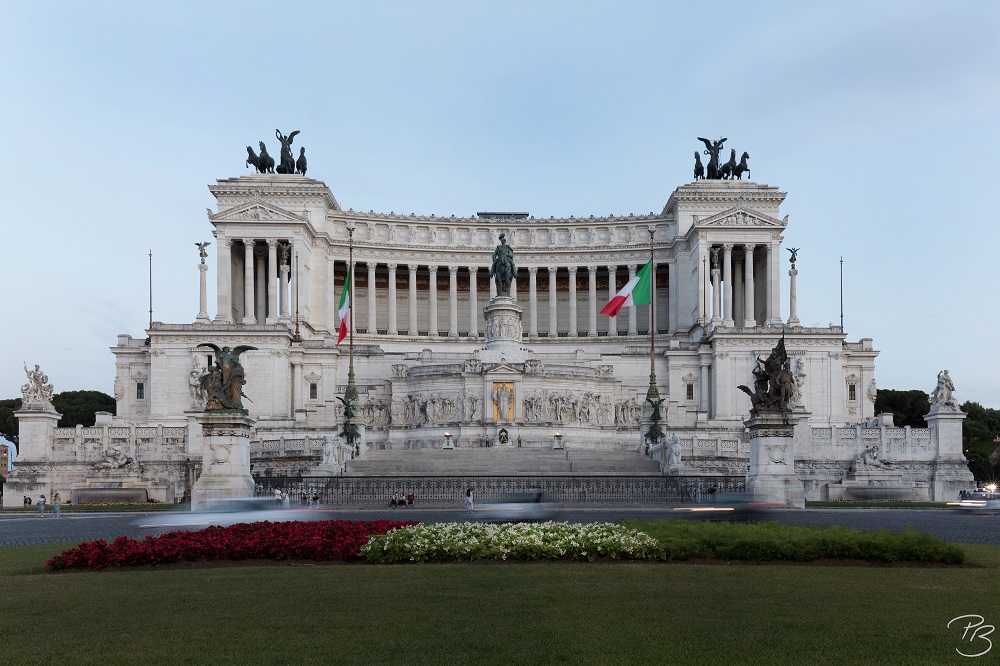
38, 495, 47, 516
464, 487, 475, 513
53, 493, 62, 517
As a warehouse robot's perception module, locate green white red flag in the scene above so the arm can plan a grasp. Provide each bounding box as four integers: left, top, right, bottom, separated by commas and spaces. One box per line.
600, 261, 652, 317
336, 268, 351, 345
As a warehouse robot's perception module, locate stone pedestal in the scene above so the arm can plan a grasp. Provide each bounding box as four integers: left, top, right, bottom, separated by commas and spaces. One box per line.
745, 411, 805, 508
2, 408, 61, 508
191, 412, 255, 510
478, 296, 528, 364
925, 407, 975, 500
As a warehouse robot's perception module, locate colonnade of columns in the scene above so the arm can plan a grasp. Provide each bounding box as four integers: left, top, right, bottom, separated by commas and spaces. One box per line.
704, 242, 781, 327
214, 238, 294, 325
335, 262, 668, 339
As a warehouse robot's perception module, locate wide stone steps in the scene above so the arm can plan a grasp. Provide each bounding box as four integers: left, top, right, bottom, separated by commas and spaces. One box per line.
344, 447, 662, 476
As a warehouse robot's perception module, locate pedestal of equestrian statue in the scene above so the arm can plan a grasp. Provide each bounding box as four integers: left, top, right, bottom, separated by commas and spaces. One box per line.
191, 411, 255, 510
745, 411, 806, 508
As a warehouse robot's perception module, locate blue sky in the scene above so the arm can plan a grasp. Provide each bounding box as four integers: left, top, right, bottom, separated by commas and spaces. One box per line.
2, 1, 999, 408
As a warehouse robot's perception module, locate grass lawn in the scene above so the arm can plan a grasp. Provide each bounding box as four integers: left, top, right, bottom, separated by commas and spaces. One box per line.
4, 535, 999, 664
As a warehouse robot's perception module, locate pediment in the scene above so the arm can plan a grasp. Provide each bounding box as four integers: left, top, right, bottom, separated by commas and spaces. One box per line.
696, 206, 787, 228
483, 362, 523, 374
209, 200, 307, 223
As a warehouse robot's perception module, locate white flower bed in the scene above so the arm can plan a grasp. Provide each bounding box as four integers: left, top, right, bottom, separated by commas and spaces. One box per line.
361, 521, 659, 563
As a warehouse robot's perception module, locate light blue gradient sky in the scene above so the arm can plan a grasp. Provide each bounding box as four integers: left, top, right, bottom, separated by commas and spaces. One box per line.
2, 1, 998, 407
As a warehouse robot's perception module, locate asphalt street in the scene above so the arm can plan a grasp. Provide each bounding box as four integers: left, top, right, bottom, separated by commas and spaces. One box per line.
1, 507, 998, 548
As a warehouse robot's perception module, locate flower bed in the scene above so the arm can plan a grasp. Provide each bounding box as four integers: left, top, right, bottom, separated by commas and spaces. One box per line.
46, 519, 416, 571
362, 522, 659, 563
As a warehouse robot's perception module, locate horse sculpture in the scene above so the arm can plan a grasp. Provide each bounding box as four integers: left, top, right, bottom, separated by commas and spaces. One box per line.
257, 142, 275, 174
693, 151, 704, 180
733, 151, 750, 180
719, 149, 738, 180
296, 147, 307, 176
246, 146, 260, 171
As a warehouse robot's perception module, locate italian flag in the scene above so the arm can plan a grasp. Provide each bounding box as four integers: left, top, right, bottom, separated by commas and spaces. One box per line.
600, 261, 652, 317
336, 268, 351, 345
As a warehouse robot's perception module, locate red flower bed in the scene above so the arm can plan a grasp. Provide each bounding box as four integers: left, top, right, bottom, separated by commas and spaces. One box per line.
46, 520, 417, 571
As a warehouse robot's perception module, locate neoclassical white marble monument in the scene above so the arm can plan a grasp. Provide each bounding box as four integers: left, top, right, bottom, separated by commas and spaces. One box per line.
2, 164, 975, 506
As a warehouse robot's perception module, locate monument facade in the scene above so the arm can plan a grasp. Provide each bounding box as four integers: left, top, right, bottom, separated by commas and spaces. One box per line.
2, 138, 974, 506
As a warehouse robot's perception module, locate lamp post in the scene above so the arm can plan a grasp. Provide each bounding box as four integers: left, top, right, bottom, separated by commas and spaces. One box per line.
443, 432, 454, 449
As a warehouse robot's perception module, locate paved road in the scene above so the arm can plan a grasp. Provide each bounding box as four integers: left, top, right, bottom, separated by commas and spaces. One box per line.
2, 507, 998, 548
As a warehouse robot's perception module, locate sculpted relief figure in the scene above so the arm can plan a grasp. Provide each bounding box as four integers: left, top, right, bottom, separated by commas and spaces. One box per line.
197, 344, 258, 412
275, 129, 300, 174
930, 370, 958, 411
93, 446, 133, 470
666, 436, 682, 465
21, 363, 55, 409
489, 233, 516, 297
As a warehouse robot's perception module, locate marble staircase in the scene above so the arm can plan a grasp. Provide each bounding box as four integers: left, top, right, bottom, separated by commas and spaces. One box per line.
345, 447, 662, 476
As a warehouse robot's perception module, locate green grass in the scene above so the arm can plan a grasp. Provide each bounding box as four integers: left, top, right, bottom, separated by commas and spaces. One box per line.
3, 530, 996, 665
806, 501, 948, 509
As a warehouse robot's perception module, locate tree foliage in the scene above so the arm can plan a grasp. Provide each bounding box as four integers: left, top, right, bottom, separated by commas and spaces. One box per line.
0, 398, 20, 449
0, 391, 116, 454
52, 391, 116, 428
960, 400, 1000, 483
873, 389, 929, 428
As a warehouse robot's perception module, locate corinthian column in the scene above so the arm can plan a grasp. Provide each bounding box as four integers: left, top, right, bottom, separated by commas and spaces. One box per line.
448, 265, 459, 338
367, 262, 377, 334
607, 265, 618, 336
215, 238, 233, 323
588, 266, 598, 337
627, 264, 638, 336
468, 266, 479, 337
243, 239, 256, 324
722, 244, 734, 327
568, 267, 578, 337
428, 265, 439, 337
266, 240, 278, 324
528, 267, 538, 338
408, 265, 418, 335
743, 245, 756, 327
387, 263, 398, 335
548, 268, 558, 337
788, 262, 800, 326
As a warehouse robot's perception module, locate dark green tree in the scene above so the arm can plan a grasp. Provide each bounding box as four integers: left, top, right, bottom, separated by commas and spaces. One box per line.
873, 389, 930, 428
0, 398, 20, 450
52, 391, 116, 428
960, 400, 1000, 483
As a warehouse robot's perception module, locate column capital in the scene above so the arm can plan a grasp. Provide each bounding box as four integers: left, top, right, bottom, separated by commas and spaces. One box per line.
607, 264, 617, 272
365, 261, 377, 271
428, 265, 438, 273
266, 239, 277, 248
223, 238, 234, 248
627, 263, 637, 274
528, 266, 538, 276
387, 263, 398, 271
588, 265, 598, 276
743, 242, 757, 252
722, 243, 734, 252
568, 266, 578, 276
409, 265, 418, 275
448, 265, 459, 276
242, 238, 254, 246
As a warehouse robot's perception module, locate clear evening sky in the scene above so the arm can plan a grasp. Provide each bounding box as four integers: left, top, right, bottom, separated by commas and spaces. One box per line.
2, 2, 998, 407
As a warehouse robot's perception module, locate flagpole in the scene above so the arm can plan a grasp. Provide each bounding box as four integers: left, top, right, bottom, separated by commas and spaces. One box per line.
644, 227, 664, 450
344, 225, 359, 457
